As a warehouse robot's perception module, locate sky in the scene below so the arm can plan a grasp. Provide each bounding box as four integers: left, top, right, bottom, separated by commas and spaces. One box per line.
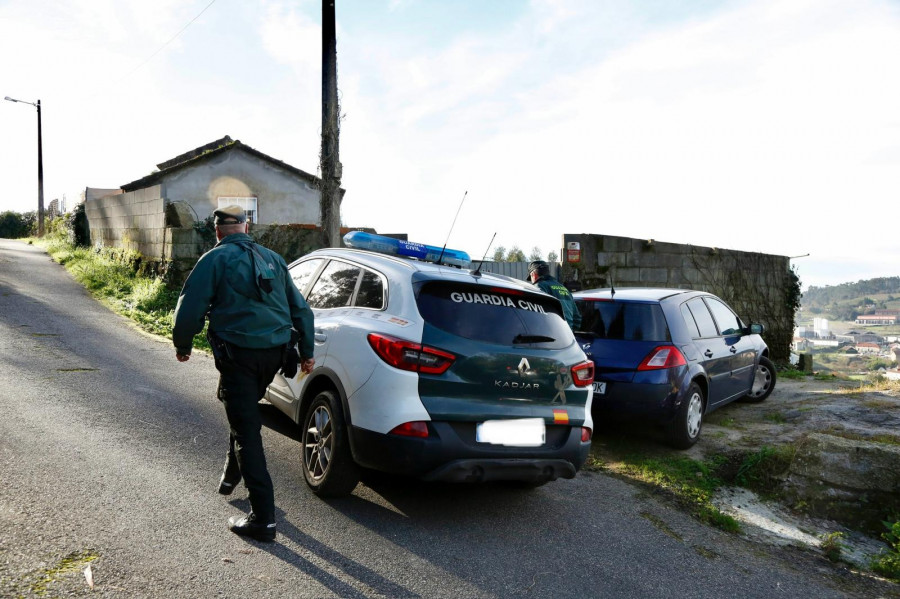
1, 0, 898, 291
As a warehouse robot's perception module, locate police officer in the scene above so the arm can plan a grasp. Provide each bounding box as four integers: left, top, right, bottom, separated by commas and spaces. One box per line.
528, 260, 581, 331
173, 205, 314, 543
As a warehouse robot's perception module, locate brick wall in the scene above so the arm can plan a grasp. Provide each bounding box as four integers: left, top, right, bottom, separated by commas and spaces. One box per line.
561, 233, 797, 363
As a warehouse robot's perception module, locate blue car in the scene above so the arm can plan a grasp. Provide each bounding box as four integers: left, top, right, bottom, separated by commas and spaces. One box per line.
573, 288, 775, 448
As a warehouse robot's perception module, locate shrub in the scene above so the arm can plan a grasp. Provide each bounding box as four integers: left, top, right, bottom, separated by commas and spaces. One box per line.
0, 210, 35, 238
871, 520, 900, 581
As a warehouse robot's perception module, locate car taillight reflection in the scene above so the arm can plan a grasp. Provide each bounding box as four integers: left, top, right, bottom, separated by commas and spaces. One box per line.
367, 333, 455, 374
637, 346, 687, 370
571, 360, 595, 387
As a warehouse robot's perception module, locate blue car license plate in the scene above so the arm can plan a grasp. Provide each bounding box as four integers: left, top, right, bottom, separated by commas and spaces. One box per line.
593, 382, 606, 395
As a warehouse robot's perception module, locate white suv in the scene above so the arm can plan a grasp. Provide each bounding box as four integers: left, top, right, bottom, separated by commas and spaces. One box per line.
265, 232, 594, 496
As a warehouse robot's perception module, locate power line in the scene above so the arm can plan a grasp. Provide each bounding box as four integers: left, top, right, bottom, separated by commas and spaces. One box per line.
116, 0, 219, 84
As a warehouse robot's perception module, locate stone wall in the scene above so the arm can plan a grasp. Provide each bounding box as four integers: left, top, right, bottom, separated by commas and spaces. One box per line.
84, 185, 166, 259
561, 233, 798, 363
164, 224, 377, 285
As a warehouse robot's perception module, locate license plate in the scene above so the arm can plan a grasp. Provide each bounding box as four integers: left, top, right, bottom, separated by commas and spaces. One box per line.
476, 418, 545, 447
593, 382, 607, 395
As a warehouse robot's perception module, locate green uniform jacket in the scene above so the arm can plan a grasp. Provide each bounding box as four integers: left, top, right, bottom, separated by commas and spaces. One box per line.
535, 275, 581, 330
172, 233, 314, 359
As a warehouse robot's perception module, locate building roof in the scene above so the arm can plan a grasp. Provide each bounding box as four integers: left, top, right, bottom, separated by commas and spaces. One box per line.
120, 135, 324, 192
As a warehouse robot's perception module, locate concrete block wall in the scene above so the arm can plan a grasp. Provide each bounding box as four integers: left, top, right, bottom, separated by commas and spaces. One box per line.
562, 233, 796, 363
84, 185, 166, 259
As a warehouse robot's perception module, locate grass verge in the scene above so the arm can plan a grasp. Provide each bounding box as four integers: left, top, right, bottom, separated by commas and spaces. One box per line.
33, 235, 209, 352
587, 439, 740, 533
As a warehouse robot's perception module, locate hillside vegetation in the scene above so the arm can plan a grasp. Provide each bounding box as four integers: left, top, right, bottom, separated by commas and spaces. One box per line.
802, 277, 900, 321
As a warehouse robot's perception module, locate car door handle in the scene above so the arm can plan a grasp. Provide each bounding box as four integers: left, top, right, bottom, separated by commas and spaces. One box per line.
704, 349, 714, 358
314, 331, 327, 343
729, 347, 737, 354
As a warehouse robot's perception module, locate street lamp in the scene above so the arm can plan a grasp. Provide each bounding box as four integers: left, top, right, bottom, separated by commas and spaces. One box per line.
4, 95, 44, 236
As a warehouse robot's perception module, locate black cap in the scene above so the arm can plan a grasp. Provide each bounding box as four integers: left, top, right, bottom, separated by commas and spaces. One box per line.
213, 205, 247, 225
528, 260, 550, 276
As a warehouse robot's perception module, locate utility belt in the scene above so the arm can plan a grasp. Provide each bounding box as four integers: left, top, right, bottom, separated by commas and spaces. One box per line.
207, 329, 301, 378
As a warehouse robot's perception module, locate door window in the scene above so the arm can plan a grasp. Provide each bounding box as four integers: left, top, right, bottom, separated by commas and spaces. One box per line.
289, 258, 325, 297
306, 261, 361, 309
686, 298, 718, 338
705, 298, 743, 336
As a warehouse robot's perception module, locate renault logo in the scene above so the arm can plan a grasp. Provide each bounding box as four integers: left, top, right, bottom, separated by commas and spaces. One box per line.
517, 358, 534, 376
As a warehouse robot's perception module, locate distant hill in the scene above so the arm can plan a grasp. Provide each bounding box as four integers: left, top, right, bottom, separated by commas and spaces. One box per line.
802, 277, 900, 321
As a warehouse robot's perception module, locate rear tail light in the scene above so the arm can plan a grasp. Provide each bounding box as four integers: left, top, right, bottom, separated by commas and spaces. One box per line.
571, 360, 595, 387
389, 421, 430, 438
581, 427, 592, 442
367, 333, 455, 374
637, 346, 687, 370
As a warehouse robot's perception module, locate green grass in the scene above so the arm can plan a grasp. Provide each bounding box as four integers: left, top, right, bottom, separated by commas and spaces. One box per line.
35, 235, 209, 352
589, 442, 740, 533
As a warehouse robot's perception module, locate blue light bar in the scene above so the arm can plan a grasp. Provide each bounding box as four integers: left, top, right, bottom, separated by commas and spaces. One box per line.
343, 231, 471, 268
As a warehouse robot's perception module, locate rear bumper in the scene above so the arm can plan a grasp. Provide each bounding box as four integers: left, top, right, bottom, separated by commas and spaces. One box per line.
422, 459, 575, 483
593, 381, 680, 423
350, 421, 590, 481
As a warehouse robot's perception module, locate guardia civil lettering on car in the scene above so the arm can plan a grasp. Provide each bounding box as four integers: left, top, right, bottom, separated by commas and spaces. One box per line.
264, 232, 594, 497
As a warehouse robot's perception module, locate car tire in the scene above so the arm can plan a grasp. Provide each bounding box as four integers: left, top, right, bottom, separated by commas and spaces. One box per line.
300, 390, 360, 497
669, 382, 704, 449
741, 356, 776, 403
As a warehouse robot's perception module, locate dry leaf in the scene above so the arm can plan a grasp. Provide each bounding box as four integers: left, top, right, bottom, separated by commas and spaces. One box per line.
84, 564, 94, 589
222, 558, 234, 563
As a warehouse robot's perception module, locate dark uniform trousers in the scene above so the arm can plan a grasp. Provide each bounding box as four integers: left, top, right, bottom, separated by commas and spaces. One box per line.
215, 344, 284, 524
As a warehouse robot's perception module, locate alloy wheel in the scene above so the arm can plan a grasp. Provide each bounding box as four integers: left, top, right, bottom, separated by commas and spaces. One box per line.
304, 405, 334, 481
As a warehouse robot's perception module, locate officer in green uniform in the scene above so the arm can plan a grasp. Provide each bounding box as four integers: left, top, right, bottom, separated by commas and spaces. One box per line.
528, 260, 581, 331
173, 205, 314, 543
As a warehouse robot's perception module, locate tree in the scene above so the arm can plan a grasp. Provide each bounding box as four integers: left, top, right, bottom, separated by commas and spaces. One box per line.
506, 245, 526, 262
0, 211, 33, 239
492, 246, 506, 262
548, 250, 559, 262
528, 246, 543, 261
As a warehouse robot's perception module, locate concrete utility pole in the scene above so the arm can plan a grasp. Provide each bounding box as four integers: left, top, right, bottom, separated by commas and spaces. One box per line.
319, 0, 342, 247
4, 96, 44, 236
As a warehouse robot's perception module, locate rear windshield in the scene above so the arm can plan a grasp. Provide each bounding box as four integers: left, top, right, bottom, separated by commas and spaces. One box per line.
577, 300, 670, 342
416, 281, 572, 348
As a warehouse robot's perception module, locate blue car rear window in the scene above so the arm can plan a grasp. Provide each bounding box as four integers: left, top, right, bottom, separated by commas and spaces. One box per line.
577, 300, 670, 341
416, 281, 571, 348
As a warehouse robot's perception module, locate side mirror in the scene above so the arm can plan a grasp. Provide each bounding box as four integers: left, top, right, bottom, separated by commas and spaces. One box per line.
749, 323, 765, 335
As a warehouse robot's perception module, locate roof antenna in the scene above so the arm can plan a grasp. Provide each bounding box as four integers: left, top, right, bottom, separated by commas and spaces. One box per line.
609, 272, 616, 299
473, 232, 497, 277
437, 190, 467, 265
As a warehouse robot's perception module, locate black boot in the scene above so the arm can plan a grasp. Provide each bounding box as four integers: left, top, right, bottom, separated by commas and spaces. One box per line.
227, 513, 276, 542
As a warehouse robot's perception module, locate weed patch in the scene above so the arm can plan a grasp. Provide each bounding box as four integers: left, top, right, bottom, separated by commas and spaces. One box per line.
594, 442, 739, 533
871, 520, 900, 581
30, 550, 98, 596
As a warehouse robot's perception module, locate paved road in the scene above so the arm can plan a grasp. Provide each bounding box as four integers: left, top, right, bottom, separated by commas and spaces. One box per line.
0, 238, 862, 598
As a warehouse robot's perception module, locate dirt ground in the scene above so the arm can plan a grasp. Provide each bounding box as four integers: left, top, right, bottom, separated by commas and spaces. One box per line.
591, 374, 900, 595
695, 375, 900, 457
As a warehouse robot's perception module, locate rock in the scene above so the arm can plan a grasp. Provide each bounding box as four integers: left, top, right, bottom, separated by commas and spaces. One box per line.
785, 433, 900, 533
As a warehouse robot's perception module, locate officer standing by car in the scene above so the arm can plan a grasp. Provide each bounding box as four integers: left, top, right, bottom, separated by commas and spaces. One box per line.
173, 205, 314, 543
528, 260, 581, 331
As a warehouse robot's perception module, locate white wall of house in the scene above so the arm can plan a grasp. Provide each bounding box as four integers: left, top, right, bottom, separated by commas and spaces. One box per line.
161, 149, 321, 226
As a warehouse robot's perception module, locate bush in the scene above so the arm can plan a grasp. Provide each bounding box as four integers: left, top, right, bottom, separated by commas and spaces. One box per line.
65, 203, 90, 247
871, 520, 900, 581
0, 210, 35, 238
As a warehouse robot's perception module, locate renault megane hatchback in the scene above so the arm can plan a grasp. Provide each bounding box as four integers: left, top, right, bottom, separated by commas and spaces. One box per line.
573, 288, 775, 449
